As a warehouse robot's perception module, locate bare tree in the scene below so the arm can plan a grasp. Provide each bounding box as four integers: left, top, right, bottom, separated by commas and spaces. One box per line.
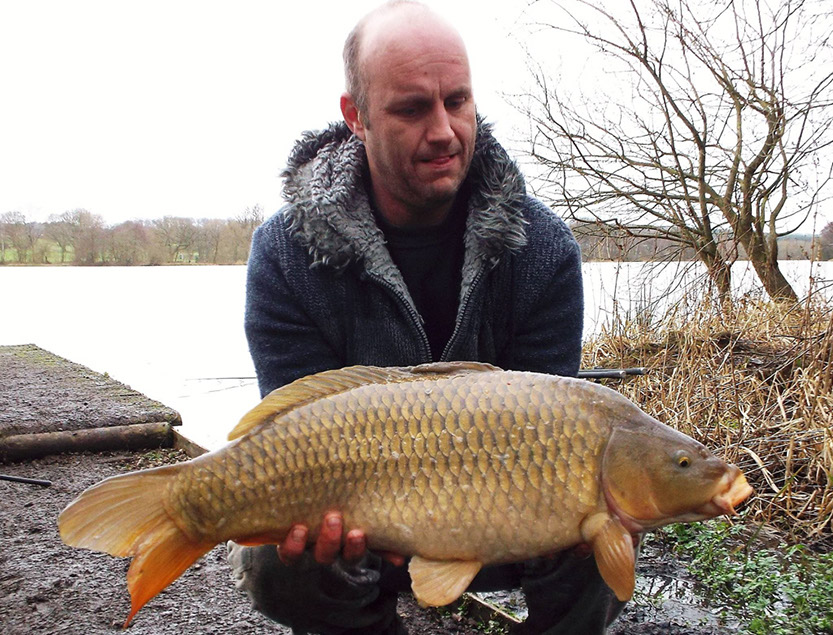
107, 221, 152, 265
153, 216, 199, 262
0, 214, 8, 263
522, 0, 833, 303
45, 212, 76, 263
24, 220, 45, 263
195, 218, 225, 264
227, 204, 264, 263
65, 209, 107, 265
820, 222, 833, 260
1, 211, 32, 263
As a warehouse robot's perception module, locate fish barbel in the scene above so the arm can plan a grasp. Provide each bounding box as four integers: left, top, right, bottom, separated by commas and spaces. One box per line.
58, 362, 752, 626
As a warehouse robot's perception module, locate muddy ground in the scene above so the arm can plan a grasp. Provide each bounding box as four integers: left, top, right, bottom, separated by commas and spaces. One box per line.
0, 450, 738, 634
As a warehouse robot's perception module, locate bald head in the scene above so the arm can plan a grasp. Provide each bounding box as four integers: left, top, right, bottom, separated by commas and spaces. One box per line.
339, 1, 477, 226
343, 1, 470, 119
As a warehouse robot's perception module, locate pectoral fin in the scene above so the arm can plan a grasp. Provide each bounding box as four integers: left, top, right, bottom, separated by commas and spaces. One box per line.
581, 512, 635, 601
408, 556, 482, 607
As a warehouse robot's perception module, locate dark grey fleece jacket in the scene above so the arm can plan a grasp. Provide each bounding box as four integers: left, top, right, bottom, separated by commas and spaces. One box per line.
245, 120, 583, 397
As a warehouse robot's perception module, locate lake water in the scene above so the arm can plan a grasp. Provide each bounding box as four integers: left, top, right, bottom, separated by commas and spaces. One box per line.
1, 261, 830, 450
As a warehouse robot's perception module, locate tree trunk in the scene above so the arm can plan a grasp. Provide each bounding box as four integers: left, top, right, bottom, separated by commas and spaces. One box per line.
737, 231, 799, 303
748, 253, 798, 302
697, 242, 732, 306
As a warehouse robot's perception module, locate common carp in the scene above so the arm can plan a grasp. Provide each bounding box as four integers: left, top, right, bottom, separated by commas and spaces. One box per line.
58, 362, 752, 626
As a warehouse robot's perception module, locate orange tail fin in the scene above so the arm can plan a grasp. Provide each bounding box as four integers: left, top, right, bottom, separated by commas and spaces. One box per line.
58, 465, 214, 627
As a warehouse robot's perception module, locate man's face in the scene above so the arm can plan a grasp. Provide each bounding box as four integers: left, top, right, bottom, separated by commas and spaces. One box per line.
346, 17, 477, 226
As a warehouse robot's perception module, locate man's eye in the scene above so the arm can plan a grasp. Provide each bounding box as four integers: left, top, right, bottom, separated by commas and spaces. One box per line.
446, 97, 467, 110
397, 105, 420, 117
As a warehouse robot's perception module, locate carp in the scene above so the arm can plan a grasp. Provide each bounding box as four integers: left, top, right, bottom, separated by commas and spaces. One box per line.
58, 362, 752, 626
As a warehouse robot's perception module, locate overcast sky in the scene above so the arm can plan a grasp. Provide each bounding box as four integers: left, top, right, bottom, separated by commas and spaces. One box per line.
0, 0, 538, 225
1, 1, 830, 233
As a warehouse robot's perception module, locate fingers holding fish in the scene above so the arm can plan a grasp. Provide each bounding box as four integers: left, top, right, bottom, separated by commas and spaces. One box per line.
342, 526, 408, 567
277, 512, 346, 565
277, 524, 308, 566
316, 521, 406, 567
277, 511, 406, 568
343, 528, 368, 564
314, 512, 346, 564
378, 549, 407, 567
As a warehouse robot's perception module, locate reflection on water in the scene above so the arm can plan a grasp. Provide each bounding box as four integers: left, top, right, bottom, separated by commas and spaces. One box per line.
1, 262, 830, 450
633, 564, 740, 631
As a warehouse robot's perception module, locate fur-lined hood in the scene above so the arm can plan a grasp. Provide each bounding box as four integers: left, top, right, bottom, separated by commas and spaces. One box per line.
281, 120, 529, 284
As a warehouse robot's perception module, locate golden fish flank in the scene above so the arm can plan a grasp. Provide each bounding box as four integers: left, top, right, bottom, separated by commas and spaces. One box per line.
172, 367, 606, 560
58, 361, 753, 626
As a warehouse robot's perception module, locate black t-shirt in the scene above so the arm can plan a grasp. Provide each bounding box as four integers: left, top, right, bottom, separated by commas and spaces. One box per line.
371, 190, 468, 361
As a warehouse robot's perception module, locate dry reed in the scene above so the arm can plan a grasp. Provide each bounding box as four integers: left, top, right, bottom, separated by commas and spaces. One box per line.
582, 285, 833, 547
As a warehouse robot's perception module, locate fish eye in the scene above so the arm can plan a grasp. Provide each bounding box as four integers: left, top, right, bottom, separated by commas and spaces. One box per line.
674, 451, 691, 468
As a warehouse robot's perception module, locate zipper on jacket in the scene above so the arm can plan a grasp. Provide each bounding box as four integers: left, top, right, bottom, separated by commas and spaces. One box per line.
366, 272, 433, 362
440, 266, 486, 361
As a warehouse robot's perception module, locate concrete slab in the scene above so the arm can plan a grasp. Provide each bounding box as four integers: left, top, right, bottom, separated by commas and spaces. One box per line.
0, 344, 183, 460
0, 344, 181, 435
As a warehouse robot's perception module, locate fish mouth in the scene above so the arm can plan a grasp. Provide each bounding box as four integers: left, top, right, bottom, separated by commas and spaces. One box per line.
602, 464, 754, 531
695, 467, 754, 517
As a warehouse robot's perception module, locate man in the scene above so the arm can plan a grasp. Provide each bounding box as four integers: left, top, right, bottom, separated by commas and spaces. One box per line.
230, 2, 623, 633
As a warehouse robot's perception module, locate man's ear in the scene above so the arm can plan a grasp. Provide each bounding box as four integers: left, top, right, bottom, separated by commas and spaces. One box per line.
341, 92, 367, 141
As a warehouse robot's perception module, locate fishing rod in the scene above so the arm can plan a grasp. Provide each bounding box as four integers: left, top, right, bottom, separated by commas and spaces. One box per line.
0, 473, 52, 487
188, 367, 648, 381
191, 368, 650, 382
577, 367, 648, 379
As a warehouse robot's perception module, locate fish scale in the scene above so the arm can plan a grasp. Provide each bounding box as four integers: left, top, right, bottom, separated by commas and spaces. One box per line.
58, 361, 753, 626
167, 372, 609, 562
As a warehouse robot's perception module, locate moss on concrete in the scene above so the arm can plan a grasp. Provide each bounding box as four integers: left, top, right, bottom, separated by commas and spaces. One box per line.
0, 344, 181, 437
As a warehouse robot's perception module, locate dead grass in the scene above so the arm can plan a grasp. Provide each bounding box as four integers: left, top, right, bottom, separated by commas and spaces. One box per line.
583, 286, 833, 547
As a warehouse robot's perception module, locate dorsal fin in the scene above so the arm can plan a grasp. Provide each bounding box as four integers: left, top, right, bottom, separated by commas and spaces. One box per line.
228, 366, 407, 441
227, 361, 501, 441
408, 361, 501, 376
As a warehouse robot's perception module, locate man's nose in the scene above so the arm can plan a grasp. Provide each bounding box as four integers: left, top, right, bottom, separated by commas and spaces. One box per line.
425, 104, 455, 143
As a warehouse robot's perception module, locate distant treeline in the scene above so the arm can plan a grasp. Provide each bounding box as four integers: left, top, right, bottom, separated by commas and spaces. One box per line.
2, 208, 831, 266
570, 220, 833, 262
0, 207, 264, 265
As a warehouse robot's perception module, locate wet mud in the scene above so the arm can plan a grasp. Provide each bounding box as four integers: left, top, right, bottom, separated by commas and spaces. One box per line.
477, 538, 738, 634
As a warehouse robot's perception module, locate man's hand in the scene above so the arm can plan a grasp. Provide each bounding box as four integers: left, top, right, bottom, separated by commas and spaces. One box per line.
277, 511, 405, 567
